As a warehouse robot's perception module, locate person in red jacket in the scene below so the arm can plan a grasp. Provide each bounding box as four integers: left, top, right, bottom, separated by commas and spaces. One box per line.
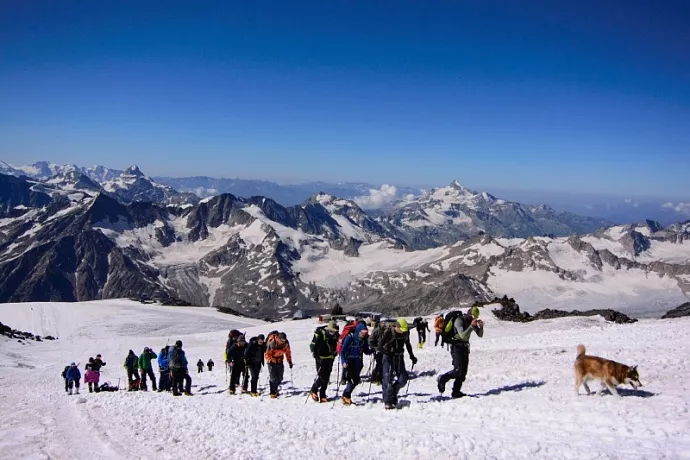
264, 332, 293, 398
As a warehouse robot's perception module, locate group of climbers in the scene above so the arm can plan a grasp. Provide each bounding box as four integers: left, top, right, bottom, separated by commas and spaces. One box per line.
60, 307, 485, 408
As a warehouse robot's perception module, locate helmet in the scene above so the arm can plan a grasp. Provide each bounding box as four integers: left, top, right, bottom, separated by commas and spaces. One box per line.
396, 318, 409, 332
469, 306, 480, 319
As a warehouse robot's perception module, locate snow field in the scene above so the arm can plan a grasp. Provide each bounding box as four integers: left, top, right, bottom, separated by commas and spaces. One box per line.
1, 300, 689, 460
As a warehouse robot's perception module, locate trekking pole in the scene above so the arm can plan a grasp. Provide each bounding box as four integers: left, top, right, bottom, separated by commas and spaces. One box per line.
260, 371, 270, 401
331, 360, 342, 409
366, 357, 375, 402
304, 365, 322, 405
404, 361, 416, 398
289, 366, 295, 390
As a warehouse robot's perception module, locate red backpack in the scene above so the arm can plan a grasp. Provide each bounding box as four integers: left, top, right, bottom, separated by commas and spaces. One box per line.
336, 322, 358, 355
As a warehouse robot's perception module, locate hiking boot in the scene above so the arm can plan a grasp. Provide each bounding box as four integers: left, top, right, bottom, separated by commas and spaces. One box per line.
241, 388, 248, 394
451, 392, 466, 399
269, 393, 278, 399
173, 392, 181, 396
228, 388, 235, 395
320, 397, 328, 403
68, 389, 73, 395
250, 392, 260, 397
310, 391, 319, 402
75, 389, 80, 395
184, 392, 193, 396
437, 376, 446, 394
385, 403, 395, 410
157, 389, 164, 393
341, 396, 352, 406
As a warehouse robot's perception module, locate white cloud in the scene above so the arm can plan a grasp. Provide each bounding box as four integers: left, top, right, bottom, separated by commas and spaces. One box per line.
661, 202, 690, 215
191, 187, 219, 198
353, 184, 403, 209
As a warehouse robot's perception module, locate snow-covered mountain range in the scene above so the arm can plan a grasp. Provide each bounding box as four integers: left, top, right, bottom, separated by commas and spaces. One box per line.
1, 169, 688, 318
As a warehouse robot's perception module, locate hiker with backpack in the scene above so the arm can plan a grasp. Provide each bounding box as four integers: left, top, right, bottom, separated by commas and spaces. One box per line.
434, 315, 445, 347
340, 322, 372, 405
264, 332, 293, 398
337, 320, 364, 384
308, 321, 339, 403
437, 306, 484, 398
65, 362, 81, 395
244, 334, 266, 396
158, 346, 171, 392
197, 359, 204, 373
225, 329, 241, 377
61, 364, 71, 392
168, 340, 192, 396
415, 318, 431, 349
124, 350, 140, 391
227, 334, 248, 394
368, 320, 390, 385
377, 318, 417, 410
138, 347, 158, 391
207, 359, 214, 371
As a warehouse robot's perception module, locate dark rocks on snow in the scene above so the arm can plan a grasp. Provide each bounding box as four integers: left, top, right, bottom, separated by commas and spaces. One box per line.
492, 302, 637, 324
0, 321, 54, 342
661, 302, 690, 319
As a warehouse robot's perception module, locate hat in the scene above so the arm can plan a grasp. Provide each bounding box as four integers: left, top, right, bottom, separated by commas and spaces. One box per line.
70, 362, 76, 366
96, 354, 102, 358
355, 322, 368, 337
469, 306, 480, 319
326, 321, 338, 332
396, 318, 409, 332
175, 340, 183, 347
257, 334, 265, 341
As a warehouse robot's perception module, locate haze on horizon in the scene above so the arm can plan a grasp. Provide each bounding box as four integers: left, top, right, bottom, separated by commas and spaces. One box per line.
1, 1, 689, 198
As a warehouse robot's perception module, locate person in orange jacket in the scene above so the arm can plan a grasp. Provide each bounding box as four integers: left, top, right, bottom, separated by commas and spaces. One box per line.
434, 315, 445, 347
264, 332, 293, 398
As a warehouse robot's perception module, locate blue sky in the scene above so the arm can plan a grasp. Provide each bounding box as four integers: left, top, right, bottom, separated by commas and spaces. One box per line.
1, 0, 689, 196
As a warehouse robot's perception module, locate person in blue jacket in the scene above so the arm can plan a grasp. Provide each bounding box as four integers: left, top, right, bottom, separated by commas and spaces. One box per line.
65, 362, 81, 395
158, 345, 171, 392
340, 322, 372, 406
168, 340, 192, 396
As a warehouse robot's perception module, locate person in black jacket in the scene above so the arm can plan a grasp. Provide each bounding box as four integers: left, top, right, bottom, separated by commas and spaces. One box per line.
243, 334, 265, 396
197, 359, 204, 373
308, 321, 339, 403
123, 350, 140, 391
227, 335, 248, 394
378, 318, 417, 410
207, 359, 214, 371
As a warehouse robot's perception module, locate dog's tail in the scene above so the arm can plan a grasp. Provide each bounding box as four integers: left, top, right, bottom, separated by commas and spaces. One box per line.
576, 344, 586, 358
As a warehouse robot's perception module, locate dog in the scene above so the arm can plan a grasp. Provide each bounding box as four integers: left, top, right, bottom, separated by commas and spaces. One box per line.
574, 344, 641, 397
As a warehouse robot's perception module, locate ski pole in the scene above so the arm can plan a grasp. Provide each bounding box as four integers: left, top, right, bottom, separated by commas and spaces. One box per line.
290, 365, 294, 390
366, 357, 375, 402
404, 361, 416, 398
331, 360, 342, 409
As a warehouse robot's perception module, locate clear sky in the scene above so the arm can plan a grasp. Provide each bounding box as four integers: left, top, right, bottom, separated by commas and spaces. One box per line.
1, 0, 689, 196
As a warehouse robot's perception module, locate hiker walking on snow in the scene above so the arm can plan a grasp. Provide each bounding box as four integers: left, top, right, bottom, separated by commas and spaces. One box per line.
378, 318, 417, 410
434, 315, 445, 347
244, 335, 266, 396
158, 346, 171, 392
437, 306, 484, 398
197, 359, 204, 373
265, 332, 293, 398
227, 335, 248, 394
138, 347, 158, 391
308, 321, 339, 403
415, 318, 431, 349
124, 350, 140, 391
66, 362, 81, 395
368, 321, 390, 385
340, 322, 372, 405
169, 340, 192, 396
207, 359, 214, 371
61, 364, 71, 392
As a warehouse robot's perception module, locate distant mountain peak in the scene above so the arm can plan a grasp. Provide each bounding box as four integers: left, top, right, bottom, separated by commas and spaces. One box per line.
124, 165, 144, 177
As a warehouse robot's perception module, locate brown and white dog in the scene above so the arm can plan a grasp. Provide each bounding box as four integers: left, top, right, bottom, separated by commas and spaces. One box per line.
574, 344, 642, 397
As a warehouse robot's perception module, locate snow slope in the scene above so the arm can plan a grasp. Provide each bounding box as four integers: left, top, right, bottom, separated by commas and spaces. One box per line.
1, 300, 689, 460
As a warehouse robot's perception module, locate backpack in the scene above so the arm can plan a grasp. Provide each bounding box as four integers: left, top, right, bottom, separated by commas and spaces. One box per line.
170, 347, 183, 369
336, 322, 358, 355
61, 366, 69, 378
442, 311, 465, 344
